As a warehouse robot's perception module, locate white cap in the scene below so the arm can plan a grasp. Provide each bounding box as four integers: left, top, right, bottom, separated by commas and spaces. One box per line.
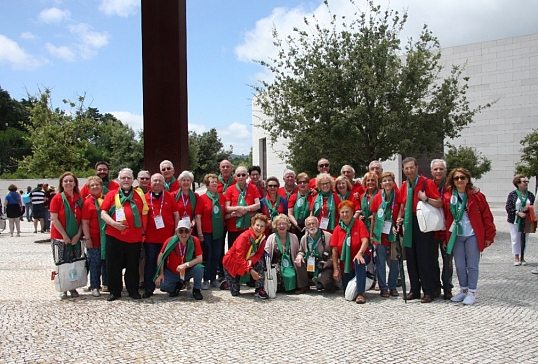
176, 220, 191, 230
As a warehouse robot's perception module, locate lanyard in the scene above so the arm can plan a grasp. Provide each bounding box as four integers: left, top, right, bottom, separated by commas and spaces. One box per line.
177, 242, 187, 263
150, 192, 164, 216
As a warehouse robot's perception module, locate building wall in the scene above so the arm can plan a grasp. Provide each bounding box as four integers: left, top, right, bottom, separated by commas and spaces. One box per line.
252, 34, 538, 203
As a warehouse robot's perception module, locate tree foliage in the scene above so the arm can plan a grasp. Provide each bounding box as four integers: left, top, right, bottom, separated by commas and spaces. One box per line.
516, 129, 538, 194
189, 128, 232, 183
444, 144, 491, 180
253, 0, 492, 174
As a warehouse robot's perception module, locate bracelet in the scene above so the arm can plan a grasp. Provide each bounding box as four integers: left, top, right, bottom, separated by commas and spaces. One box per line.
186, 262, 190, 268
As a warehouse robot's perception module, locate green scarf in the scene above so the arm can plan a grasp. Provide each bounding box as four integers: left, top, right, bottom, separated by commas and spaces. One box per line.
402, 176, 418, 248
312, 191, 335, 231
102, 181, 111, 195
153, 236, 202, 281
339, 217, 355, 273
307, 230, 322, 283
293, 191, 309, 221
235, 183, 251, 230
108, 188, 142, 228
206, 191, 224, 239
61, 192, 82, 253
447, 189, 468, 254
338, 190, 350, 202
164, 176, 176, 192
284, 185, 297, 200
92, 195, 107, 259
218, 174, 232, 194
275, 232, 290, 255
175, 189, 197, 215
361, 189, 377, 231
516, 189, 529, 233
373, 189, 396, 244
265, 197, 280, 222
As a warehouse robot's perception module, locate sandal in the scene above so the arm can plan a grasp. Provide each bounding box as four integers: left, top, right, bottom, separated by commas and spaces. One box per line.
355, 294, 366, 304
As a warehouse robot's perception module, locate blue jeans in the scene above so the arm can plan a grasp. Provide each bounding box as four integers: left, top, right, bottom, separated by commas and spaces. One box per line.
143, 242, 163, 293
203, 233, 223, 282
87, 248, 102, 289
342, 255, 371, 295
375, 244, 399, 290
452, 234, 480, 292
25, 203, 32, 221
159, 265, 204, 292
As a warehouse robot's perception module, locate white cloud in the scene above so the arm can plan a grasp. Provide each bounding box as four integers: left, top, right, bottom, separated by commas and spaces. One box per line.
20, 32, 36, 40
109, 111, 143, 131
45, 42, 75, 62
38, 7, 71, 24
188, 123, 208, 134
0, 34, 44, 70
98, 0, 139, 17
69, 23, 109, 59
218, 122, 251, 139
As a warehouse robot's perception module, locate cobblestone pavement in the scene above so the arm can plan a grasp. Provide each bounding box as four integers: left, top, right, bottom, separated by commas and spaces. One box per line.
0, 204, 537, 363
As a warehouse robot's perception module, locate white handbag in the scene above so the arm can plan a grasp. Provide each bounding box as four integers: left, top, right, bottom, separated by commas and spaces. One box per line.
264, 256, 277, 299
344, 275, 375, 301
416, 201, 445, 233
54, 257, 88, 292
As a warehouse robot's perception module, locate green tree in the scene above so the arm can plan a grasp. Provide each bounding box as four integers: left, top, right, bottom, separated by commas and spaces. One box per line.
252, 0, 492, 174
444, 145, 491, 179
516, 129, 538, 194
190, 128, 232, 183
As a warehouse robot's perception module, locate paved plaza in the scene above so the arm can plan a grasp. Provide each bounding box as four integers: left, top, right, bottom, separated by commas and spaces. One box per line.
0, 204, 537, 363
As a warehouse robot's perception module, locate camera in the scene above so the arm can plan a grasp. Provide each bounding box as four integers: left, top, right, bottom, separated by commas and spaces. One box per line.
316, 251, 330, 271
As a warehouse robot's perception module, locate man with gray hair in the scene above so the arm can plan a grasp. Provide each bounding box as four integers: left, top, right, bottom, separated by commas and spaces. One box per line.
341, 164, 364, 198
278, 169, 298, 201
160, 160, 179, 193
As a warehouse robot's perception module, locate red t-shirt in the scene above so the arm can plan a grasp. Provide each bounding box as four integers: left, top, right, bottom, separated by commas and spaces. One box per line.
226, 183, 261, 232
288, 191, 313, 210
164, 178, 180, 194
145, 190, 179, 244
217, 176, 236, 195
175, 191, 203, 222
100, 189, 146, 243
197, 193, 226, 234
400, 175, 440, 214
80, 180, 119, 200
81, 196, 102, 248
369, 190, 402, 246
278, 185, 298, 201
309, 192, 341, 232
330, 218, 370, 272
161, 235, 203, 273
50, 192, 82, 240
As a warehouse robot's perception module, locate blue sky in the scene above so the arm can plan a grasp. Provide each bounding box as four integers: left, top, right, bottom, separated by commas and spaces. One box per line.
1, 0, 537, 155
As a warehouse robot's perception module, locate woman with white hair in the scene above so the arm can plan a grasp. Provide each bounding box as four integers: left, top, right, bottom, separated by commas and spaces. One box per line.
176, 170, 201, 226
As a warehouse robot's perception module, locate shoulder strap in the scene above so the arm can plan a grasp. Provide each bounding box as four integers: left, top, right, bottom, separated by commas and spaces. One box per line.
422, 177, 427, 192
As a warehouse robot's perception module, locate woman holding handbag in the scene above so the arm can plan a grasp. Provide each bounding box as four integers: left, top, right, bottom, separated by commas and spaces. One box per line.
443, 168, 496, 305
264, 214, 301, 293
50, 172, 83, 299
4, 184, 23, 237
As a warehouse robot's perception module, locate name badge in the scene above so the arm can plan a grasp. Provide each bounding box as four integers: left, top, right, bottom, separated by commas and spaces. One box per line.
320, 217, 329, 230
449, 221, 455, 232
307, 256, 316, 272
154, 215, 165, 229
115, 208, 125, 222
382, 221, 392, 234
213, 205, 220, 214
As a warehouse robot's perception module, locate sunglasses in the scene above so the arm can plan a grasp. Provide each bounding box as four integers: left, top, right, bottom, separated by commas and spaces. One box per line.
520, 180, 529, 184
297, 180, 308, 185
139, 177, 150, 180
161, 167, 172, 171
267, 184, 279, 188
236, 173, 247, 177
178, 228, 190, 234
453, 176, 467, 181
318, 163, 329, 168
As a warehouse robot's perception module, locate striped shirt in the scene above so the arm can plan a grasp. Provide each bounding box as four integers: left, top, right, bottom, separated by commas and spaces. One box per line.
30, 189, 46, 205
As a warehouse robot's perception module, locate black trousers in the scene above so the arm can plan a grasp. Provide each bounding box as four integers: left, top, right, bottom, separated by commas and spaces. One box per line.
106, 235, 141, 296
433, 237, 454, 292
405, 215, 437, 297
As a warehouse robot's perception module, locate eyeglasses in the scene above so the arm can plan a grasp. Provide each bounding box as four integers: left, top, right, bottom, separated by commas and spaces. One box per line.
453, 176, 467, 181
297, 180, 308, 185
267, 184, 279, 188
139, 177, 150, 180
321, 182, 330, 186
318, 163, 329, 168
520, 180, 529, 184
236, 173, 247, 177
96, 168, 108, 172
178, 228, 190, 234
161, 167, 172, 171
120, 176, 133, 180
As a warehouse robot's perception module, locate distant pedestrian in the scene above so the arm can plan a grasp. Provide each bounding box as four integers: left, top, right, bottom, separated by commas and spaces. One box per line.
30, 183, 46, 233
22, 186, 33, 222
4, 184, 23, 237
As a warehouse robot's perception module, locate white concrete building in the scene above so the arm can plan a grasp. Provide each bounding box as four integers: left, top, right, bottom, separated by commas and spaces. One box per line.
252, 33, 538, 204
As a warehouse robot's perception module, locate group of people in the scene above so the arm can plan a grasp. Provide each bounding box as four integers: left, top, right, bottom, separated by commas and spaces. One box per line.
40, 156, 523, 307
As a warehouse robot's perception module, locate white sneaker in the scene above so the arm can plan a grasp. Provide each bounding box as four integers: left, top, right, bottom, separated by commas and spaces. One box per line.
514, 261, 522, 266
531, 268, 538, 274
463, 292, 476, 305
451, 291, 467, 302
92, 289, 100, 297
521, 261, 527, 266
201, 281, 210, 290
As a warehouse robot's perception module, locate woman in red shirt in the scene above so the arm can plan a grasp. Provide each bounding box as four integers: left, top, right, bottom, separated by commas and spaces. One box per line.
310, 173, 341, 233
331, 200, 370, 304
50, 171, 83, 299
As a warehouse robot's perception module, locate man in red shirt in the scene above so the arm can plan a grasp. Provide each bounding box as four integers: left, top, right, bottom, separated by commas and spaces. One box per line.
142, 173, 180, 298
278, 169, 298, 202
100, 168, 149, 301
217, 159, 235, 194
155, 220, 204, 300
397, 157, 442, 303
309, 158, 335, 191
80, 161, 120, 198
160, 160, 180, 194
